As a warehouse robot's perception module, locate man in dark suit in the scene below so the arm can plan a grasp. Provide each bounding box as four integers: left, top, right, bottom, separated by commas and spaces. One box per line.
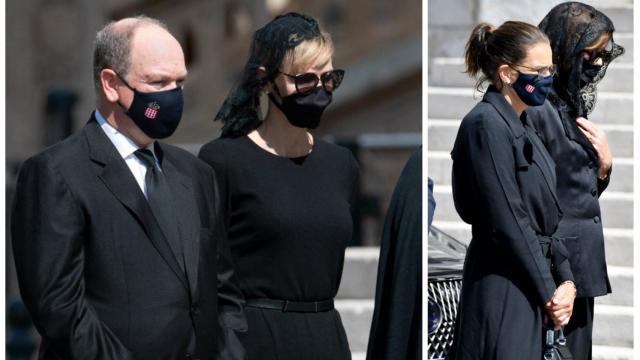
11, 16, 246, 359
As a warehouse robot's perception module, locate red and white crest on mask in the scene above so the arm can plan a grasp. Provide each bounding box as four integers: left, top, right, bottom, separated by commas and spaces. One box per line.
144, 102, 160, 119
525, 84, 536, 93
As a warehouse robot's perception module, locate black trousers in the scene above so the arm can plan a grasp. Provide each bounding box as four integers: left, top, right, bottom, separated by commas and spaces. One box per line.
564, 297, 595, 360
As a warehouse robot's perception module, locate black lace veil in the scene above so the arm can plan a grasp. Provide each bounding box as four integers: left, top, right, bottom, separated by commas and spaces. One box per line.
215, 12, 322, 138
539, 2, 624, 117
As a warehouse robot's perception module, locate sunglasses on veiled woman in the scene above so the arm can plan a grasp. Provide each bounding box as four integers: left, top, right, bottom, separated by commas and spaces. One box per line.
279, 69, 345, 94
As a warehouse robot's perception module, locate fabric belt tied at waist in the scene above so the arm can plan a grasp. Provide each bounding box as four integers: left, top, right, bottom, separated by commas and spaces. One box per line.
537, 234, 570, 267
245, 298, 334, 313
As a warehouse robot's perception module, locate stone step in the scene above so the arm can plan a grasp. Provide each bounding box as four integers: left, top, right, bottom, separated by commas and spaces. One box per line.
601, 229, 635, 268
592, 345, 634, 360
337, 247, 380, 299
428, 87, 634, 124
336, 299, 374, 354
427, 4, 632, 60
428, 151, 634, 193
428, 119, 634, 157
596, 5, 633, 33
431, 187, 632, 229
615, 33, 633, 63
595, 266, 633, 306
429, 58, 633, 92
592, 305, 633, 348
587, 0, 632, 7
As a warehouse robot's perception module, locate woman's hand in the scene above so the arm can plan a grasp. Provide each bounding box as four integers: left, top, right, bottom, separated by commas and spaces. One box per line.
576, 117, 612, 179
544, 281, 576, 330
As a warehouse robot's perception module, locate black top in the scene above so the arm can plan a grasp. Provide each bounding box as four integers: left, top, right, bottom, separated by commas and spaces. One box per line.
527, 99, 611, 298
198, 135, 359, 302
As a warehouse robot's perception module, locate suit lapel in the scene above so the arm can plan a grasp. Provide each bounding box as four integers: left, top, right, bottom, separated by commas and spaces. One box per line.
158, 145, 200, 300
84, 116, 189, 290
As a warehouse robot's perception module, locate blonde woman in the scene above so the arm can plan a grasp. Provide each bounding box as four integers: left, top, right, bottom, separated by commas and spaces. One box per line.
199, 13, 358, 359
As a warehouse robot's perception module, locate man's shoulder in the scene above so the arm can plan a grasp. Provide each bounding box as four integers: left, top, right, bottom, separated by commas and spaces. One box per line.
161, 143, 214, 177
15, 129, 90, 191
25, 129, 87, 168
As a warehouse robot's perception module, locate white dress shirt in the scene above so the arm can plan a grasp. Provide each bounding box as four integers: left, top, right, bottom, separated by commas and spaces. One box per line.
95, 110, 159, 198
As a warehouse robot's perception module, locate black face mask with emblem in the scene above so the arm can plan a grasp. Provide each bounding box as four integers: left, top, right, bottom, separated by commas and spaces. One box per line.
117, 74, 184, 139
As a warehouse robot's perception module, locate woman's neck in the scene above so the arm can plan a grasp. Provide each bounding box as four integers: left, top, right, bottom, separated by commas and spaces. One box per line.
248, 106, 313, 158
501, 86, 528, 117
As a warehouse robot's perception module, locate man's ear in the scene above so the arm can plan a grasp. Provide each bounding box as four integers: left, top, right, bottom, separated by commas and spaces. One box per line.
101, 69, 122, 103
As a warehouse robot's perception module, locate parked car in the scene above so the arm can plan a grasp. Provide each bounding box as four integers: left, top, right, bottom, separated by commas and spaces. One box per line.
427, 226, 466, 360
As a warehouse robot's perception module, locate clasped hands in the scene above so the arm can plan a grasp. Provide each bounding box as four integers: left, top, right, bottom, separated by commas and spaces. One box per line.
544, 281, 576, 330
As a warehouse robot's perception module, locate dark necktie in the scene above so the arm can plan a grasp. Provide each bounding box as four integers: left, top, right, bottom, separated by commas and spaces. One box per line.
134, 148, 184, 270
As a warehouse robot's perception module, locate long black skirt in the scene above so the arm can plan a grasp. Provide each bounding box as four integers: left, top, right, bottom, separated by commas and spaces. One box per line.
448, 238, 547, 360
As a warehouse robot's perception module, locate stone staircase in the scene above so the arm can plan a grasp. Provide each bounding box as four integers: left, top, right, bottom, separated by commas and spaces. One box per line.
428, 3, 633, 359
337, 246, 379, 360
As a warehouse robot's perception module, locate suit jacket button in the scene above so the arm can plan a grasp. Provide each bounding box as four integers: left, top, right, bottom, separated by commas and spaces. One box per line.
591, 189, 597, 197
594, 216, 600, 223
191, 306, 201, 316
588, 162, 594, 169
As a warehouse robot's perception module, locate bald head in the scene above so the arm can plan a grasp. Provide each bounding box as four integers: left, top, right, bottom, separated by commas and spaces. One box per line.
93, 16, 183, 93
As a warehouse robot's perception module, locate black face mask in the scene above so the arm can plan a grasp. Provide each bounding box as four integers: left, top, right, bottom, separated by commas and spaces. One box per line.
581, 61, 603, 86
117, 75, 184, 139
511, 72, 554, 106
268, 85, 332, 129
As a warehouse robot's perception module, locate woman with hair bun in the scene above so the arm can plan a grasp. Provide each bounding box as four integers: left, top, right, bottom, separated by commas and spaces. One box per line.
447, 21, 576, 359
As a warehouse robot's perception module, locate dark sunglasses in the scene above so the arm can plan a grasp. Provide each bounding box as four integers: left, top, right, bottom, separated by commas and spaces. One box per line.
584, 49, 613, 62
279, 69, 345, 94
584, 39, 616, 62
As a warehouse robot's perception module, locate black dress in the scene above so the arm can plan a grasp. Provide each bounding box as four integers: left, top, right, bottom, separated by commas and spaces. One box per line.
447, 87, 574, 359
366, 148, 422, 360
199, 135, 359, 360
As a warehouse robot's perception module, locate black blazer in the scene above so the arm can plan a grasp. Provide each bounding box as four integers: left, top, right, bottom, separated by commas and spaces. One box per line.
11, 115, 246, 360
527, 100, 611, 298
448, 87, 574, 358
452, 87, 573, 306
